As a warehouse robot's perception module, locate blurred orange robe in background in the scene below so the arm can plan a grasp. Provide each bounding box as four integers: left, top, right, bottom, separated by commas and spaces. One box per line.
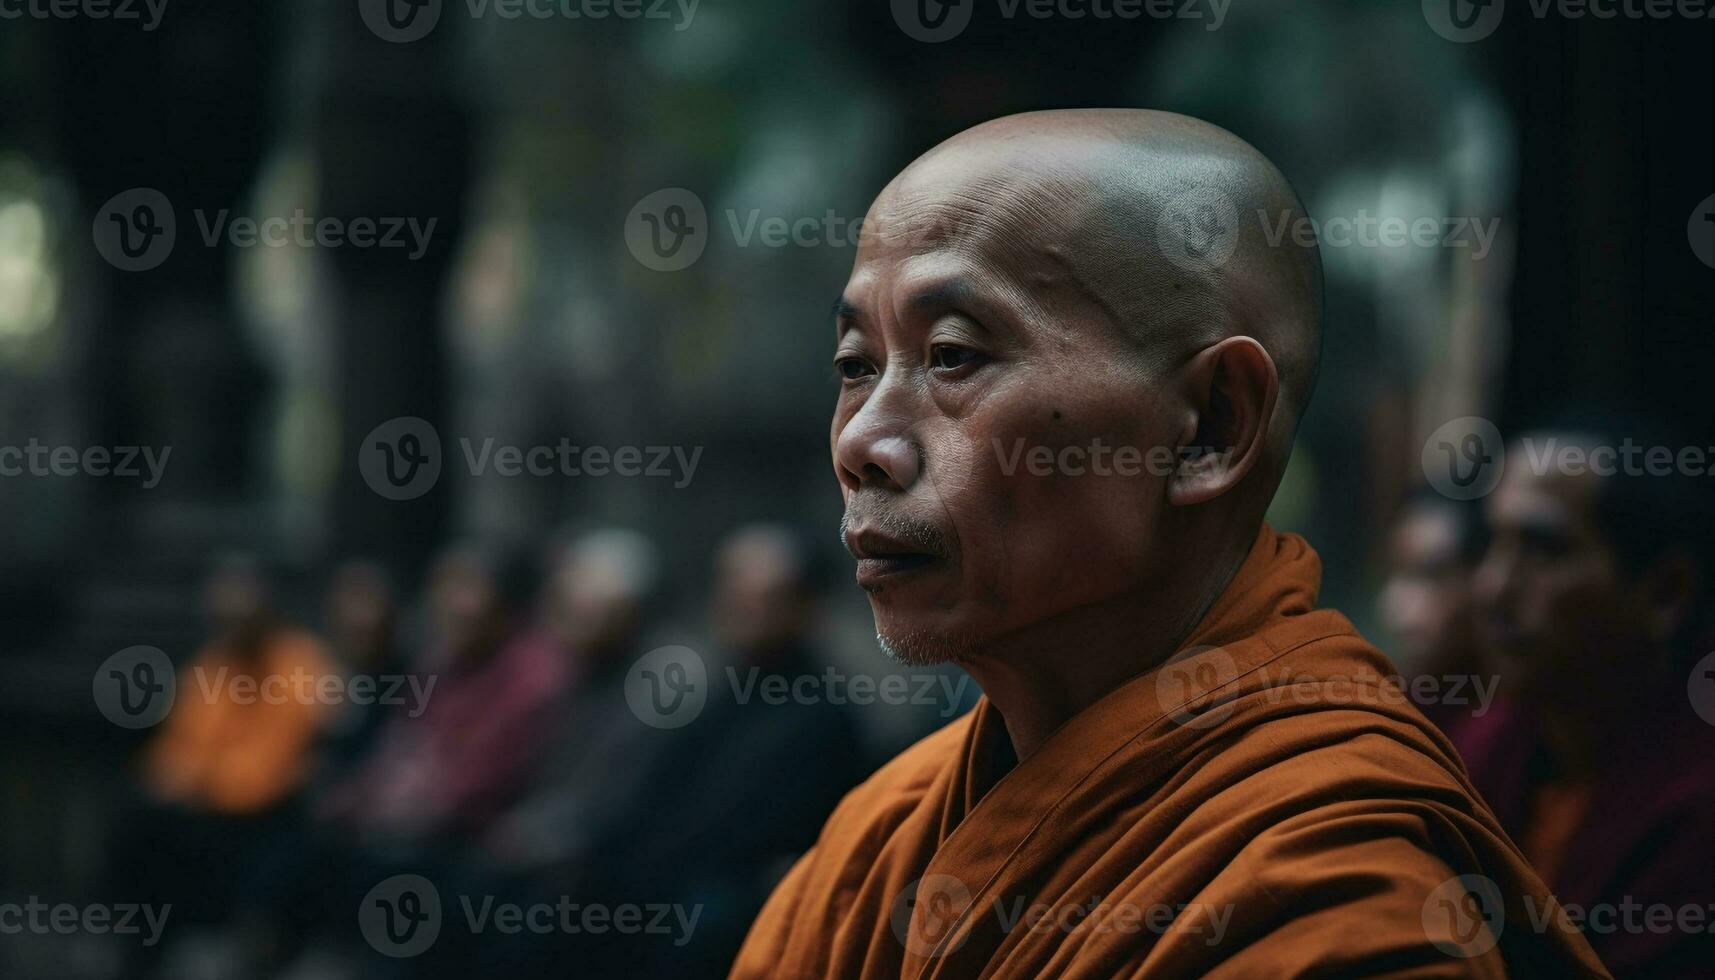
731, 526, 1608, 979
143, 630, 334, 816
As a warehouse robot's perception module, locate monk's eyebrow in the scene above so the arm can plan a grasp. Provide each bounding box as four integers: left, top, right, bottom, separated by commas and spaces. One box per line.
906, 280, 976, 317
833, 296, 862, 336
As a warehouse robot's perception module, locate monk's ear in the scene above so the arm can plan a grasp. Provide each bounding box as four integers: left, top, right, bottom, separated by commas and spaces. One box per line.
1167, 336, 1279, 507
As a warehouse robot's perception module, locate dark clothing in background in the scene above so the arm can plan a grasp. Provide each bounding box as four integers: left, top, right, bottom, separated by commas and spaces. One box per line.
622, 644, 869, 975
486, 643, 869, 977
1453, 694, 1715, 977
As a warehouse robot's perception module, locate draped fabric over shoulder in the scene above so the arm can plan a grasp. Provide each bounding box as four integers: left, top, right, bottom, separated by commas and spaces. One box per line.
731, 525, 1609, 979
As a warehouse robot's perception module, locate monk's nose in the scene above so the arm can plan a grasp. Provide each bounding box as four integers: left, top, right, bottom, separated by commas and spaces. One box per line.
834, 408, 922, 494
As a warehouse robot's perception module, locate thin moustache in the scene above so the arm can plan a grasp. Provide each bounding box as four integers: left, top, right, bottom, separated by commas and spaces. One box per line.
838, 507, 948, 559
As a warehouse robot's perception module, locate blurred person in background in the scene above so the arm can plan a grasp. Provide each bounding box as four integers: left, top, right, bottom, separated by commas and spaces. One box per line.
473, 528, 673, 975
610, 524, 868, 975
1460, 416, 1715, 976
320, 542, 567, 853
315, 560, 405, 787
1377, 491, 1490, 734
116, 555, 335, 973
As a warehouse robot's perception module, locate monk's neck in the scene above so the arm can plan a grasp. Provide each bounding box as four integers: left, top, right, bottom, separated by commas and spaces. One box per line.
961, 538, 1253, 762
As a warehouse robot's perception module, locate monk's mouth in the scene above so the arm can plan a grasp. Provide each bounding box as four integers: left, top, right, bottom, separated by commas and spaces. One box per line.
855, 552, 938, 589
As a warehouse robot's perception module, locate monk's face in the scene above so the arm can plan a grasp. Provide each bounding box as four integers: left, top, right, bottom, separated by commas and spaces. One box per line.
831, 152, 1180, 664
1378, 507, 1474, 673
1472, 462, 1649, 704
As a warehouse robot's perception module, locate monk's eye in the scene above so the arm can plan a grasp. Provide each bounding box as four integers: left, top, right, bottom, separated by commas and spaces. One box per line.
834, 356, 875, 382
929, 344, 983, 373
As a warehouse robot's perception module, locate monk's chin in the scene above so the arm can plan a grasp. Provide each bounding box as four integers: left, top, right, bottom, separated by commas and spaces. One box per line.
874, 624, 974, 667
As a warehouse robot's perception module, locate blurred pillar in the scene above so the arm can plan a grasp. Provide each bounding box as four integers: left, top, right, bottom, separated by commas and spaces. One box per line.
315, 8, 474, 575
1498, 15, 1715, 438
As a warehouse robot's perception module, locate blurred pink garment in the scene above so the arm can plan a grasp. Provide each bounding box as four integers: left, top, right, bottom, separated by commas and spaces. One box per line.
1451, 694, 1715, 976
353, 627, 571, 838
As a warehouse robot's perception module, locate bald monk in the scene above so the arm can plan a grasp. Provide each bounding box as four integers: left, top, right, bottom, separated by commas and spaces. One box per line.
730, 110, 1607, 978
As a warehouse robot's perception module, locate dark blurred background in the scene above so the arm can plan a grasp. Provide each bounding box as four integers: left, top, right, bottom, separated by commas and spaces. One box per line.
1, 0, 1712, 977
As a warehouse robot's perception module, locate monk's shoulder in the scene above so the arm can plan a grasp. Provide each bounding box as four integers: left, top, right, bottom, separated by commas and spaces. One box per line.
1226, 617, 1474, 789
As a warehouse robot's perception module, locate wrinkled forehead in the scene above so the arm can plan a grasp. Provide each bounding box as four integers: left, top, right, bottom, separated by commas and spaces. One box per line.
854, 146, 1097, 283
841, 137, 1225, 354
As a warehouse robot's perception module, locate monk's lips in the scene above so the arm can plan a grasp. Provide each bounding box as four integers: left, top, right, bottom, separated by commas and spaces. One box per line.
854, 552, 939, 589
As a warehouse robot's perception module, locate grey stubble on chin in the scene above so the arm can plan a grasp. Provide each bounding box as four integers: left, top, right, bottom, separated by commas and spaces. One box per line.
874, 627, 971, 668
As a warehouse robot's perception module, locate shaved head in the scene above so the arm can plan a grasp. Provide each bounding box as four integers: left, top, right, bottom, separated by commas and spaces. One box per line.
863, 108, 1323, 473
833, 108, 1323, 667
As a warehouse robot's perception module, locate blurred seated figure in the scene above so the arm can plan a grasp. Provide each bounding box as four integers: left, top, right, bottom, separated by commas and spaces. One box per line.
1377, 492, 1489, 733
314, 560, 404, 787
321, 542, 568, 852
471, 529, 679, 974
1459, 419, 1715, 975
142, 556, 334, 816
481, 529, 664, 874
623, 524, 867, 975
118, 555, 334, 969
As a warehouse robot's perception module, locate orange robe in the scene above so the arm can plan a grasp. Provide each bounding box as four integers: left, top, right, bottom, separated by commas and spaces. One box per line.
143, 629, 334, 816
731, 526, 1608, 979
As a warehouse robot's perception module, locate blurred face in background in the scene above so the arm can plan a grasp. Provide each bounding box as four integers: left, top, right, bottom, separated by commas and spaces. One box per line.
712, 529, 812, 659
1379, 505, 1476, 674
326, 562, 396, 668
429, 550, 503, 661
546, 534, 653, 662
203, 560, 270, 640
831, 152, 1177, 666
1472, 461, 1653, 707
